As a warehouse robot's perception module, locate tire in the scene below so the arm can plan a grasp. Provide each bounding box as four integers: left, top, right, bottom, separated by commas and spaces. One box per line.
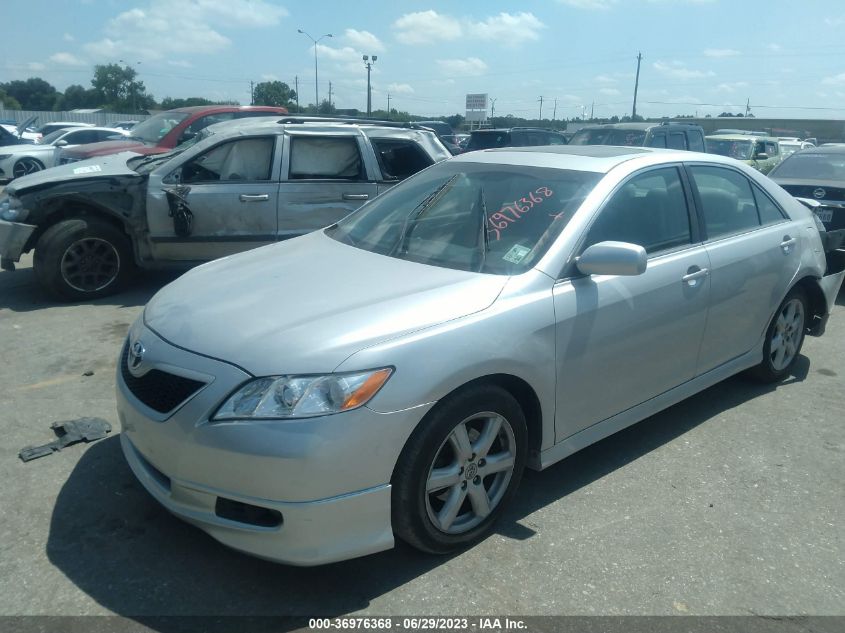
749, 287, 808, 383
33, 217, 134, 301
392, 384, 527, 554
12, 157, 44, 179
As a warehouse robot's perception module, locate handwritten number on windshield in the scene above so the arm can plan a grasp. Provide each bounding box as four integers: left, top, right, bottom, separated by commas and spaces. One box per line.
487, 187, 553, 241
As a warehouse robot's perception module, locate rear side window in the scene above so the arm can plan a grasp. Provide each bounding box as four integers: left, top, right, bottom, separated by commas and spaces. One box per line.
752, 185, 787, 224
667, 133, 687, 150
467, 132, 511, 150
289, 136, 364, 180
371, 138, 434, 181
688, 131, 705, 152
689, 166, 760, 239
583, 167, 692, 254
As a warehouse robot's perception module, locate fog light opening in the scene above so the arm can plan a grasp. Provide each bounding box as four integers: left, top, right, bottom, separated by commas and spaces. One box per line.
214, 497, 283, 528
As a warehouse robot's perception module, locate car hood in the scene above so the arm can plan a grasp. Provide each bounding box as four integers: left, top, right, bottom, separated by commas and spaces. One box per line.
61, 139, 148, 158
7, 151, 141, 194
144, 230, 509, 376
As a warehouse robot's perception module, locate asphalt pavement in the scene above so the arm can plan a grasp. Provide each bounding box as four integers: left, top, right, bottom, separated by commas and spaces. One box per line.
0, 251, 843, 623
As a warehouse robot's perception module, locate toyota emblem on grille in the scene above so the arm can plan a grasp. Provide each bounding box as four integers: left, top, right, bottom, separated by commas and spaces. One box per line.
813, 187, 826, 199
129, 341, 145, 369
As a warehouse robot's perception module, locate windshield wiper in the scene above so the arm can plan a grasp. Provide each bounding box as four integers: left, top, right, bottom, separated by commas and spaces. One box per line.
475, 186, 489, 273
393, 174, 460, 256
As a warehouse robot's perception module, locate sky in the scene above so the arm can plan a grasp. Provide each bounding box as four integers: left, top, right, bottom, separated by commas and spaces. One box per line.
3, 0, 845, 120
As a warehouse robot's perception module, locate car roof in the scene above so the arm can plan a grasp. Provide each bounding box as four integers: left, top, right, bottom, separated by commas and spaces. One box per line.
168, 105, 287, 114
452, 145, 661, 172
706, 134, 780, 141
471, 127, 561, 133
201, 117, 443, 140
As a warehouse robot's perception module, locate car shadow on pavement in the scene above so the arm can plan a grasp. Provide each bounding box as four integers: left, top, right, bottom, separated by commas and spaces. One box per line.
45, 357, 809, 629
0, 267, 186, 313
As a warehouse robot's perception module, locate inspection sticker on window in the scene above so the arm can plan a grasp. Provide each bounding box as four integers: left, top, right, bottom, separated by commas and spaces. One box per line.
503, 244, 531, 264
72, 164, 102, 175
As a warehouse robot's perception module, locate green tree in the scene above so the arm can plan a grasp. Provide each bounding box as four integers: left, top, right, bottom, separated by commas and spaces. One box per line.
161, 96, 214, 109
0, 78, 59, 110
317, 98, 336, 115
55, 84, 101, 111
0, 88, 21, 110
91, 64, 152, 113
252, 81, 296, 108
444, 114, 464, 130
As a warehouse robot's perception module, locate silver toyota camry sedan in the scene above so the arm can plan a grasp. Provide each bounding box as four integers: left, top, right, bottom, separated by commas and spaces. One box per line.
117, 146, 845, 565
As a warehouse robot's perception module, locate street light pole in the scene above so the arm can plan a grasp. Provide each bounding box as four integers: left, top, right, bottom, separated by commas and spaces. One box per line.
298, 29, 332, 108
363, 54, 377, 117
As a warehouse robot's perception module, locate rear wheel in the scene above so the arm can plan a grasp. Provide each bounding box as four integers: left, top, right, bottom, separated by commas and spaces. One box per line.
33, 218, 134, 301
392, 384, 527, 554
749, 287, 807, 383
12, 157, 44, 179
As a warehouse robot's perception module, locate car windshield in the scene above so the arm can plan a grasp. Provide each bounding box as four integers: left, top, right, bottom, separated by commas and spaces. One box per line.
705, 138, 754, 160
126, 149, 185, 175
326, 161, 601, 275
771, 152, 845, 180
127, 112, 189, 144
569, 129, 647, 146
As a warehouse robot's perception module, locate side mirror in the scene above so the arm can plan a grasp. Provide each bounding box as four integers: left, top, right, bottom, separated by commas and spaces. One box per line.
54, 139, 68, 147
576, 241, 647, 277
754, 152, 769, 160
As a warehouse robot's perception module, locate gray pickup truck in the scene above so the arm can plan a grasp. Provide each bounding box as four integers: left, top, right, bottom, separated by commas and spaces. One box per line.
0, 118, 451, 300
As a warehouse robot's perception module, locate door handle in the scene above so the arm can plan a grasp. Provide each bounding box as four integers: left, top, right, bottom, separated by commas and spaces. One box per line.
239, 194, 269, 202
342, 193, 369, 200
780, 236, 797, 252
682, 267, 709, 285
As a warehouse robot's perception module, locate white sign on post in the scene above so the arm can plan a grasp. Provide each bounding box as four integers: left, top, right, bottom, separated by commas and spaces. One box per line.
466, 93, 488, 124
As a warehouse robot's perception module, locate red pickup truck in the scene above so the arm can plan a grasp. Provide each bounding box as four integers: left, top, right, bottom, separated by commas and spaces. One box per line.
59, 105, 288, 163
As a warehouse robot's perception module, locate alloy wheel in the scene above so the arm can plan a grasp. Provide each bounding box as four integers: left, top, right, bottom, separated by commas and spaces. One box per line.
425, 412, 517, 534
13, 158, 43, 178
60, 237, 121, 293
769, 298, 804, 371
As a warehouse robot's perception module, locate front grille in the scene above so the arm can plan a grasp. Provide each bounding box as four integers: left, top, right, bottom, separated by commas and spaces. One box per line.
120, 343, 206, 414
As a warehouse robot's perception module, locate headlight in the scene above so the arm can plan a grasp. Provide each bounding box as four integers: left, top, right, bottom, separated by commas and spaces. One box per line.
213, 368, 393, 420
0, 196, 25, 222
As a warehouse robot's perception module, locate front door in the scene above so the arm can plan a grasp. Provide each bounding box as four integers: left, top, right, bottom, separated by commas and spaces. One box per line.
553, 166, 710, 441
277, 133, 379, 238
146, 135, 281, 261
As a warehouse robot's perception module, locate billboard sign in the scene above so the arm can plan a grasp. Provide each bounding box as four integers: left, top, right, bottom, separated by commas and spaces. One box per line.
466, 93, 488, 110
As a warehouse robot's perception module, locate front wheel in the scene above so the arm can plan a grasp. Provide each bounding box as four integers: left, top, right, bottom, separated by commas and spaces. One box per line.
392, 384, 527, 554
12, 157, 44, 179
33, 218, 134, 301
749, 287, 807, 383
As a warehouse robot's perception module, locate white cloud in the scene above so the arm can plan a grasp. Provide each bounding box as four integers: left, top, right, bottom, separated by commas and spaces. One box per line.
167, 60, 193, 68
715, 81, 748, 93
393, 11, 462, 44
49, 52, 86, 66
387, 82, 414, 94
27, 61, 46, 71
467, 12, 546, 43
63, 33, 75, 42
557, 0, 615, 9
436, 57, 488, 76
343, 29, 384, 53
599, 87, 620, 95
84, 0, 287, 61
594, 74, 617, 84
824, 16, 845, 26
261, 73, 279, 81
822, 72, 845, 86
767, 43, 781, 51
653, 60, 714, 79
704, 48, 740, 57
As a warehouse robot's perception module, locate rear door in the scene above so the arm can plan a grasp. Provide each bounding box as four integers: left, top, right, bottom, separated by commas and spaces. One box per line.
686, 164, 802, 373
277, 132, 378, 237
145, 135, 281, 261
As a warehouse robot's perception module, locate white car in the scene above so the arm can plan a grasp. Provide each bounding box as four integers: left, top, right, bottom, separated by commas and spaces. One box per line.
0, 126, 128, 180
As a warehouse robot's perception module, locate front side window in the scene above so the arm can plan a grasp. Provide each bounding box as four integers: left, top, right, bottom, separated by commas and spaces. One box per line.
370, 138, 434, 181
582, 167, 692, 254
327, 162, 601, 274
667, 132, 687, 150
705, 138, 753, 160
764, 141, 779, 156
689, 165, 760, 239
647, 133, 667, 148
181, 137, 274, 183
688, 132, 705, 152
64, 130, 101, 145
289, 136, 364, 180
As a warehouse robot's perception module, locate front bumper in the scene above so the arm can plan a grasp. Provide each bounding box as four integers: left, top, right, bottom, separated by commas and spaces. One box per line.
0, 218, 36, 268
116, 320, 433, 565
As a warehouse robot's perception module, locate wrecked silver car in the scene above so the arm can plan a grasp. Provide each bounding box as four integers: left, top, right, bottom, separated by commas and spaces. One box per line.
0, 119, 451, 300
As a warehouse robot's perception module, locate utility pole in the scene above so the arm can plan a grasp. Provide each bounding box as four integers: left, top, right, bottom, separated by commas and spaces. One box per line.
490, 97, 497, 121
363, 54, 377, 117
632, 51, 642, 120
745, 97, 751, 117
328, 81, 333, 109
590, 101, 594, 120
552, 98, 557, 121
295, 76, 300, 112
387, 93, 391, 117
250, 80, 254, 105
298, 29, 333, 109
538, 96, 544, 120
